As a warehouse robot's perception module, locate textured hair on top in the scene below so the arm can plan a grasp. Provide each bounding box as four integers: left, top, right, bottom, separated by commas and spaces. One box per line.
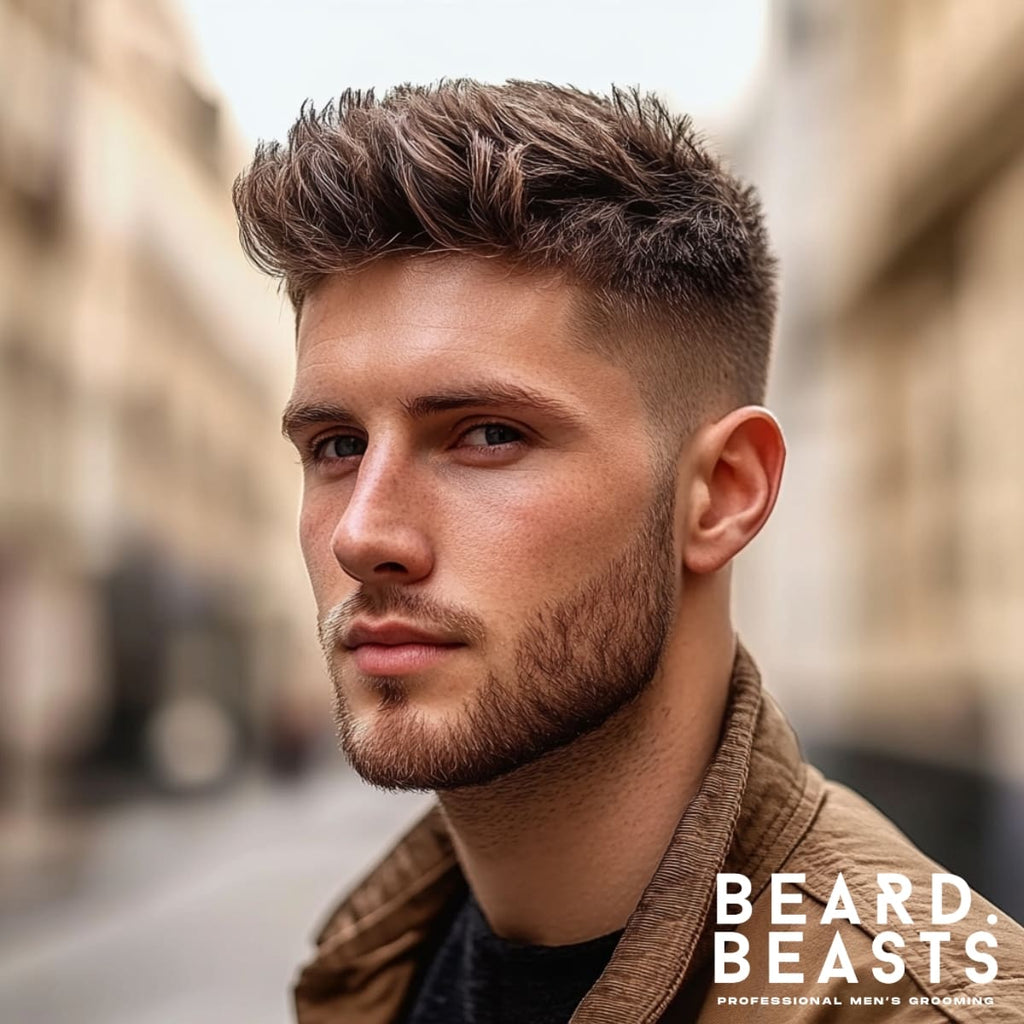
233, 80, 777, 429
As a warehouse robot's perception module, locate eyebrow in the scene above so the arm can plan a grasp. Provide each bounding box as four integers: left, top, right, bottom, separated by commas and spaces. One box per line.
281, 382, 586, 442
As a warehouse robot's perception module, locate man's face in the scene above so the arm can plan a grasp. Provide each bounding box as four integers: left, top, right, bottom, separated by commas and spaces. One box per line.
287, 257, 682, 791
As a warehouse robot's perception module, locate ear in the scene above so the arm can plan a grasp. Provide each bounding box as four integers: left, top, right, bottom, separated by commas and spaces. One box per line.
681, 407, 785, 575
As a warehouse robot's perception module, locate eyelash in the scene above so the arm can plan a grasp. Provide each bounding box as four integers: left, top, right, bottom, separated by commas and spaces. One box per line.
303, 421, 528, 468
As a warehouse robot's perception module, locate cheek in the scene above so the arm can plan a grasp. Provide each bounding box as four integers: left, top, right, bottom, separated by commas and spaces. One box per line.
445, 466, 651, 604
297, 499, 319, 569
298, 494, 340, 604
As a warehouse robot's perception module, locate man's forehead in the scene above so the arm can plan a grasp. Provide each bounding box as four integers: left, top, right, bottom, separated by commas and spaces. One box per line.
285, 256, 650, 434
296, 256, 575, 354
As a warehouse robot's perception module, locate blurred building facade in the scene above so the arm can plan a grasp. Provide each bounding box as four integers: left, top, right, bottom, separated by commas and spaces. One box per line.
0, 0, 326, 878
737, 0, 1024, 916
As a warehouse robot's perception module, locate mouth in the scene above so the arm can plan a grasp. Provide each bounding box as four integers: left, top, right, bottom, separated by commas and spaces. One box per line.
341, 620, 467, 676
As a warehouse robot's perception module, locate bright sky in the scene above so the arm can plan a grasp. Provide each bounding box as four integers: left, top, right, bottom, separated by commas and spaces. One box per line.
179, 0, 770, 146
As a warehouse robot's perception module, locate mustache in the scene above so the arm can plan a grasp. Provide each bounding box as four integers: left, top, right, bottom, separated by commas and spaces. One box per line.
318, 587, 487, 651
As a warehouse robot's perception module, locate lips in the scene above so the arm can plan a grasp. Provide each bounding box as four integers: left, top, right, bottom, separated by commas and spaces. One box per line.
342, 620, 466, 676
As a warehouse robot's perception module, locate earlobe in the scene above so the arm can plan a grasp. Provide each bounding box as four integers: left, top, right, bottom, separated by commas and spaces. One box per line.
682, 407, 785, 575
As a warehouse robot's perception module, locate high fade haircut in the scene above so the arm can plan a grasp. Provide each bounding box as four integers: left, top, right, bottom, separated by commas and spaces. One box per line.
233, 80, 777, 438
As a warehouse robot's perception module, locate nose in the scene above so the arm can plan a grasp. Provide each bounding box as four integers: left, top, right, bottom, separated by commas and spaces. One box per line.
330, 449, 434, 586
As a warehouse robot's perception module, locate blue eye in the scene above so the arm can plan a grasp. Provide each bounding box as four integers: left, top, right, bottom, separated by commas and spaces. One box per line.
315, 435, 367, 460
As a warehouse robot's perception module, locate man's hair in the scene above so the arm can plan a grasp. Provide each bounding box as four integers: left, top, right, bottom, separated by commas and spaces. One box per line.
233, 80, 777, 433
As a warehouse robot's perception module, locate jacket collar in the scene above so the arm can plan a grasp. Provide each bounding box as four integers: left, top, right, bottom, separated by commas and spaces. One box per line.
294, 641, 823, 1023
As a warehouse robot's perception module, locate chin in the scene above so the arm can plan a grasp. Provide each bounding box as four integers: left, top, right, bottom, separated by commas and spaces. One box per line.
333, 696, 536, 793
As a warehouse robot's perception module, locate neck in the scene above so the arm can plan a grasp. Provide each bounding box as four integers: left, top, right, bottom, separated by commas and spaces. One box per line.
437, 578, 735, 946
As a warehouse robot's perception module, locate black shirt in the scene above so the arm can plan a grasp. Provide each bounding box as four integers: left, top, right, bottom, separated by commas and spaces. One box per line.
400, 891, 624, 1024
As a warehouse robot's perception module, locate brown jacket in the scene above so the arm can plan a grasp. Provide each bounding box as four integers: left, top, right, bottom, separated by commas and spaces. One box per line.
293, 645, 1024, 1023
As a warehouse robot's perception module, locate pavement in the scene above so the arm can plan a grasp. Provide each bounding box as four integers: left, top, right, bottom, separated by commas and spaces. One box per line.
0, 762, 434, 1024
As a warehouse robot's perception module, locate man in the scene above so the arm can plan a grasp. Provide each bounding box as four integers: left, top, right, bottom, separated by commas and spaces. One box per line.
233, 82, 1023, 1022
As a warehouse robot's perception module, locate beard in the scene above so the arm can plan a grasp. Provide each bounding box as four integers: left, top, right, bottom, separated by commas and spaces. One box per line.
318, 479, 677, 792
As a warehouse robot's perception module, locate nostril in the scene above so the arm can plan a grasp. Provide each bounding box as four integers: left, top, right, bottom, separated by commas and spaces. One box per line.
375, 561, 407, 574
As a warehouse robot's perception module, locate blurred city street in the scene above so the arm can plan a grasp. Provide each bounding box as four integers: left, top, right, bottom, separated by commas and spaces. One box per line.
0, 766, 432, 1024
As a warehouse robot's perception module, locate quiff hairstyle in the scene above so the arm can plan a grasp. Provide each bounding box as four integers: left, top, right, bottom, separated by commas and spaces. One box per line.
233, 80, 777, 434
